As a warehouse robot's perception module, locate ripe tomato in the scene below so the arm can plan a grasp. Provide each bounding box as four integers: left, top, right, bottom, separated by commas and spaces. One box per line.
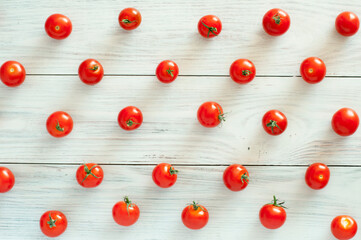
229, 59, 256, 84
78, 59, 104, 85
118, 8, 142, 30
223, 164, 249, 192
0, 61, 26, 87
331, 215, 358, 240
152, 163, 178, 188
0, 167, 15, 193
156, 60, 179, 84
335, 12, 360, 37
332, 108, 359, 137
305, 163, 330, 190
112, 196, 140, 226
39, 210, 67, 237
300, 57, 326, 84
197, 101, 225, 128
117, 106, 143, 131
44, 14, 72, 40
262, 110, 287, 135
259, 196, 287, 229
46, 111, 73, 138
76, 163, 104, 188
181, 201, 209, 230
262, 8, 290, 36
198, 15, 222, 38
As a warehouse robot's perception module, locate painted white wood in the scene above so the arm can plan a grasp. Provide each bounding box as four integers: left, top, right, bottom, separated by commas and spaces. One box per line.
0, 0, 361, 76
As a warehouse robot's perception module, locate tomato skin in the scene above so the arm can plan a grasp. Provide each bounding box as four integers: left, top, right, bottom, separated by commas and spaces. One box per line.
0, 167, 15, 193
117, 106, 143, 131
300, 57, 326, 84
305, 163, 330, 190
197, 102, 225, 128
335, 12, 360, 37
76, 163, 104, 188
112, 197, 140, 226
229, 59, 256, 84
46, 111, 73, 138
156, 60, 179, 84
152, 163, 178, 188
259, 196, 287, 229
223, 164, 249, 192
262, 110, 287, 135
332, 108, 359, 136
0, 61, 26, 87
262, 8, 290, 36
198, 15, 222, 38
181, 202, 209, 230
39, 210, 67, 237
45, 14, 72, 40
331, 215, 358, 240
118, 8, 142, 30
78, 59, 104, 85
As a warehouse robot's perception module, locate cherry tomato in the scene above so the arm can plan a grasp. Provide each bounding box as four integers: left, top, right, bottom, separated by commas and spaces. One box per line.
46, 111, 73, 138
181, 201, 209, 230
331, 215, 358, 240
335, 12, 360, 37
117, 106, 143, 131
223, 164, 249, 192
0, 167, 15, 193
259, 196, 287, 229
332, 108, 359, 137
300, 57, 326, 84
198, 15, 222, 38
262, 8, 290, 36
152, 163, 178, 188
45, 14, 72, 40
156, 60, 179, 84
305, 163, 330, 190
0, 61, 26, 87
112, 196, 140, 226
76, 163, 104, 188
118, 8, 142, 30
39, 210, 67, 237
78, 59, 104, 85
197, 101, 225, 128
262, 110, 287, 135
229, 59, 256, 84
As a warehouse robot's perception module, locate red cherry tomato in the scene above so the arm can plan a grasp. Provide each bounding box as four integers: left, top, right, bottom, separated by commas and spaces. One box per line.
198, 15, 222, 38
223, 164, 249, 192
262, 8, 290, 36
197, 101, 225, 128
39, 210, 67, 237
229, 59, 256, 84
152, 163, 178, 188
112, 196, 140, 226
118, 8, 142, 30
335, 12, 360, 37
300, 57, 326, 84
78, 59, 104, 85
156, 60, 179, 84
305, 163, 330, 190
332, 108, 359, 136
45, 14, 72, 40
262, 110, 287, 135
0, 61, 26, 87
331, 215, 358, 240
181, 201, 209, 230
117, 106, 143, 131
259, 196, 287, 229
46, 111, 73, 138
76, 163, 104, 188
0, 167, 15, 193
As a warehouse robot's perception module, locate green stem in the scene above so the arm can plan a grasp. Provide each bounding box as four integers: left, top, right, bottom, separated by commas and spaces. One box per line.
89, 65, 99, 71
266, 120, 282, 133
122, 19, 135, 24
81, 164, 100, 183
169, 166, 178, 175
201, 21, 218, 38
47, 213, 57, 228
55, 120, 64, 132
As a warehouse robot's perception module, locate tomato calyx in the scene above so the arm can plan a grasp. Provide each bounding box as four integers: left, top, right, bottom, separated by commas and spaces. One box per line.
55, 120, 64, 132
270, 195, 287, 209
201, 21, 218, 38
169, 166, 178, 176
166, 68, 174, 77
266, 120, 282, 133
126, 119, 140, 127
272, 14, 281, 24
240, 173, 249, 184
242, 70, 252, 76
124, 196, 134, 215
189, 201, 207, 212
122, 19, 135, 24
217, 106, 226, 123
47, 213, 57, 228
81, 164, 100, 183
89, 65, 99, 71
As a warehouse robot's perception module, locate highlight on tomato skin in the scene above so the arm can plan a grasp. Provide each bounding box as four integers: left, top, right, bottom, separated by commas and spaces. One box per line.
305, 163, 330, 190
44, 13, 72, 40
335, 11, 360, 37
331, 215, 358, 240
0, 61, 26, 87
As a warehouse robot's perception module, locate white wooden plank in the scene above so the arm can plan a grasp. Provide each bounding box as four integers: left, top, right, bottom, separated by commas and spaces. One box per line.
1, 0, 361, 75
